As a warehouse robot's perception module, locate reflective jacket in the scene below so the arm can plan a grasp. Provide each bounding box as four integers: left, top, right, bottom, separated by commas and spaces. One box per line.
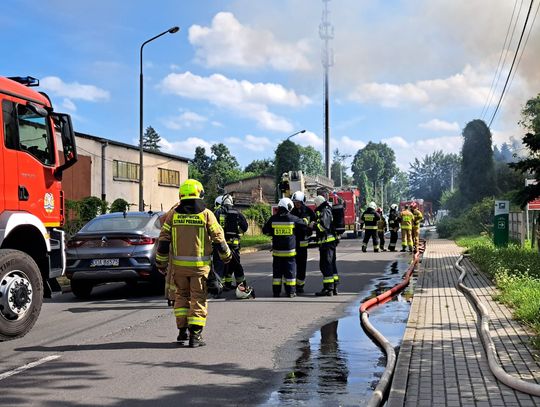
361, 207, 381, 230
291, 203, 316, 248
412, 208, 424, 228
377, 216, 387, 232
215, 204, 248, 247
314, 202, 336, 245
400, 209, 414, 230
156, 199, 230, 273
262, 210, 306, 257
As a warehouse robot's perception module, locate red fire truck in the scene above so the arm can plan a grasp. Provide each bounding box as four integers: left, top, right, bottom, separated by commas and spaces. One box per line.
399, 199, 433, 225
330, 188, 362, 238
0, 76, 78, 340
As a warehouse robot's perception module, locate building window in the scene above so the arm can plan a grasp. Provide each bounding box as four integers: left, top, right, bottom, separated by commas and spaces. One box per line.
113, 160, 139, 181
158, 168, 180, 187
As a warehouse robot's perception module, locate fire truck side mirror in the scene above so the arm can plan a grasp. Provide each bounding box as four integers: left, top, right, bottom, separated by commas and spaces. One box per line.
52, 112, 78, 180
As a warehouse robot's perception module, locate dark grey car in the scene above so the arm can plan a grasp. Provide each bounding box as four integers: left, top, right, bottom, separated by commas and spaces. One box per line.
66, 211, 165, 298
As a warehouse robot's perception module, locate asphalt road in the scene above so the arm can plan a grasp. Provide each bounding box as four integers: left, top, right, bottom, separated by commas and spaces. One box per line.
0, 238, 404, 406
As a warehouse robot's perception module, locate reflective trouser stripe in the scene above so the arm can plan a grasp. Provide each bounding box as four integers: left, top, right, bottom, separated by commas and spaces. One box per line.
321, 236, 336, 243
273, 249, 296, 257
156, 253, 168, 262
333, 275, 339, 282
174, 307, 188, 317
323, 277, 334, 284
272, 278, 282, 286
223, 276, 233, 283
284, 279, 296, 286
188, 316, 206, 327
296, 279, 305, 286
299, 241, 309, 247
365, 226, 378, 230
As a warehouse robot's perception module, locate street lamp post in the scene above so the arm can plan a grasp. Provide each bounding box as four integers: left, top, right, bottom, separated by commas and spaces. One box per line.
139, 26, 179, 211
286, 129, 306, 141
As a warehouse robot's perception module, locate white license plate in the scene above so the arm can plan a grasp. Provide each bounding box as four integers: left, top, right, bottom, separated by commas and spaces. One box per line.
90, 258, 119, 267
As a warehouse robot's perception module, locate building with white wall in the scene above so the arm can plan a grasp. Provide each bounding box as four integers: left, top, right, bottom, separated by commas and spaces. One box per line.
62, 132, 189, 212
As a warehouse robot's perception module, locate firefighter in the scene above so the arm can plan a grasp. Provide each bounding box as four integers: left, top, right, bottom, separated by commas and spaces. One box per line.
290, 191, 316, 294
156, 179, 232, 347
411, 201, 424, 252
215, 194, 249, 291
311, 195, 339, 296
376, 208, 387, 251
262, 198, 306, 298
160, 205, 178, 306
400, 204, 414, 252
387, 203, 400, 252
360, 202, 381, 252
212, 195, 225, 279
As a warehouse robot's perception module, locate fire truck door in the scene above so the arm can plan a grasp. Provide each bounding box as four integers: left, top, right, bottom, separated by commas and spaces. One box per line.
14, 103, 61, 226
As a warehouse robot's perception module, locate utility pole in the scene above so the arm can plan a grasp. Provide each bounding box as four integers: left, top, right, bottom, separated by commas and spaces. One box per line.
320, 0, 334, 178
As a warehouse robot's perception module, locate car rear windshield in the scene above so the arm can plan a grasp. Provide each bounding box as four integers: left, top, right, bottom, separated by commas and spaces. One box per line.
83, 217, 151, 232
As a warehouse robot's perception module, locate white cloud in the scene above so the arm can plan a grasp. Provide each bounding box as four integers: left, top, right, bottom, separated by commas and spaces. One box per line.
62, 98, 77, 111
189, 12, 312, 71
40, 76, 110, 101
337, 136, 366, 153
226, 134, 273, 152
159, 136, 212, 158
382, 135, 463, 171
419, 119, 460, 132
160, 71, 311, 132
349, 65, 490, 109
294, 130, 324, 149
162, 111, 208, 130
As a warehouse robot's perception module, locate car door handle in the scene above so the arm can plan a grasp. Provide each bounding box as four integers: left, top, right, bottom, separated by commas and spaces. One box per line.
18, 186, 29, 201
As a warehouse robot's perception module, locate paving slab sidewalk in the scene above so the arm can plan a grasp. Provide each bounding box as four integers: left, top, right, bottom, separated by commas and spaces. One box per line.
388, 237, 540, 407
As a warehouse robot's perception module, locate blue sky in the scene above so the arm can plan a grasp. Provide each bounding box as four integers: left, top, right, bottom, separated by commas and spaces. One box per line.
2, 0, 539, 171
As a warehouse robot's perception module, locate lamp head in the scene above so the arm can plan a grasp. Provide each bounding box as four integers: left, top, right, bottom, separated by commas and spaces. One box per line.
168, 26, 180, 34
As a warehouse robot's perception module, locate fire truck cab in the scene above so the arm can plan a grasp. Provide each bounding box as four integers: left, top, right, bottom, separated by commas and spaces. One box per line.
0, 76, 78, 340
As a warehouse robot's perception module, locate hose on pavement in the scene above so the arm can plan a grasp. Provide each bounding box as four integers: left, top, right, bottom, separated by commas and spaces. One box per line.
455, 255, 540, 397
359, 240, 425, 407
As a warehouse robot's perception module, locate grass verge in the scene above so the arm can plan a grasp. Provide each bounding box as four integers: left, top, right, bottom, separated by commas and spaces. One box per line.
456, 235, 540, 349
241, 234, 271, 248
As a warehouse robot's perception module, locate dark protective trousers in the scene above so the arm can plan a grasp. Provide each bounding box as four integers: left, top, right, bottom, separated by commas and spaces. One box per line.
222, 246, 245, 286
272, 256, 296, 295
295, 246, 308, 287
362, 229, 379, 251
388, 229, 399, 251
377, 231, 385, 250
319, 241, 338, 289
212, 247, 224, 278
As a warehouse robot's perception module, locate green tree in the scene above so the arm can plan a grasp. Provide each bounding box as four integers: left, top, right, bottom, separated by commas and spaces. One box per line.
510, 94, 540, 208
386, 171, 410, 207
408, 151, 460, 211
79, 196, 108, 222
110, 198, 130, 213
459, 119, 496, 206
274, 140, 300, 185
204, 143, 242, 205
331, 149, 352, 187
299, 146, 324, 176
244, 159, 274, 176
142, 126, 161, 151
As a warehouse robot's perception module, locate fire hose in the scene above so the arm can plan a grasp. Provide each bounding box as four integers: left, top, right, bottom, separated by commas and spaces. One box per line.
359, 240, 425, 407
455, 255, 540, 397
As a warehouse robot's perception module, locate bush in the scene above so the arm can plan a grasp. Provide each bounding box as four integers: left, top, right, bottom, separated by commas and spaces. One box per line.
243, 203, 272, 228
110, 198, 130, 213
437, 197, 495, 238
79, 196, 108, 222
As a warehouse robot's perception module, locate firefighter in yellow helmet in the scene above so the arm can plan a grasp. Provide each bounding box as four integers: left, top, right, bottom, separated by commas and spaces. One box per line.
156, 179, 232, 347
410, 201, 424, 252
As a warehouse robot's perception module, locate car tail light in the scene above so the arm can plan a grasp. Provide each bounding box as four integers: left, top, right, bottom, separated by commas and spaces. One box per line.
125, 236, 156, 245
67, 240, 85, 248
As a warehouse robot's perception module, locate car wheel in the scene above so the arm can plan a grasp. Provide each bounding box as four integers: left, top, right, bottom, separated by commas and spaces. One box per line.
0, 249, 43, 341
71, 280, 93, 299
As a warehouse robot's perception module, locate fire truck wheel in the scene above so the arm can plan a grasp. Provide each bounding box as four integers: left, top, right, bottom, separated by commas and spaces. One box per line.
0, 249, 43, 341
71, 280, 93, 299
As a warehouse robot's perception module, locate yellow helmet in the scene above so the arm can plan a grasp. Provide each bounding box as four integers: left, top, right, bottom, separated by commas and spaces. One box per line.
179, 179, 204, 200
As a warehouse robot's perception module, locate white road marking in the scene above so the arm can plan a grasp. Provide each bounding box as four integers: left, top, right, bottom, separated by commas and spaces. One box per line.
0, 355, 61, 381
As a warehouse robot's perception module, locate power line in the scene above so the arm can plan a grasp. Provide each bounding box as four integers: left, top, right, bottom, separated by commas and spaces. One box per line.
488, 0, 535, 128
480, 0, 519, 119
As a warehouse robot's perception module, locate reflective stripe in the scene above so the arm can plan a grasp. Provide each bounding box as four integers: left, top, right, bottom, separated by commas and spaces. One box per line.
296, 280, 305, 286
272, 278, 282, 286
223, 276, 233, 283
171, 255, 211, 267
333, 275, 339, 281
323, 277, 335, 284
299, 240, 309, 247
174, 307, 188, 317
209, 223, 221, 233
156, 254, 168, 262
285, 279, 296, 286
188, 316, 206, 327
227, 239, 240, 245
273, 249, 296, 257
272, 222, 295, 225
162, 223, 171, 231
321, 235, 336, 243
272, 223, 294, 236
365, 226, 378, 230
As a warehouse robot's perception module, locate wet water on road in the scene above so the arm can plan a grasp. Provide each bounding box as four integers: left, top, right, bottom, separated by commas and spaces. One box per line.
262, 259, 415, 407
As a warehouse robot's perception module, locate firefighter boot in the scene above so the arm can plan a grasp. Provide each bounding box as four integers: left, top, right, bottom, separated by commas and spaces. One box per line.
285, 285, 296, 298
333, 281, 339, 296
188, 326, 206, 348
273, 286, 281, 298
176, 327, 188, 344
296, 284, 305, 294
315, 283, 333, 297
362, 244, 367, 253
